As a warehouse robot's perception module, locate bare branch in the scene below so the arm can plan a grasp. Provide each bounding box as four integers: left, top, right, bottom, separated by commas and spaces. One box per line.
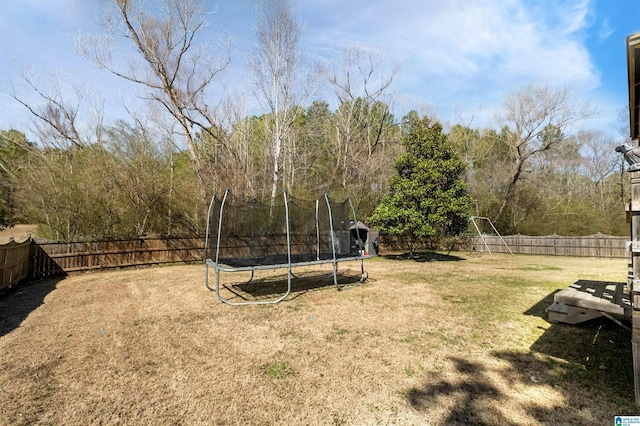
491, 84, 595, 223
250, 0, 319, 198
5, 69, 101, 149
74, 0, 232, 198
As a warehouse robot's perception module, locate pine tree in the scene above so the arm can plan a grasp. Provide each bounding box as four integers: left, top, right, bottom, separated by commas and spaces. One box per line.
369, 115, 472, 256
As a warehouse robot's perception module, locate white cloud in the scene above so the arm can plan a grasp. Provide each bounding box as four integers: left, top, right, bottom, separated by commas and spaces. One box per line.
298, 0, 600, 127
598, 19, 614, 42
2, 0, 616, 136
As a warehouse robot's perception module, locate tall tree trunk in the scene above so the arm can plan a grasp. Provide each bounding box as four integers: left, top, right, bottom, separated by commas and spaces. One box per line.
492, 158, 524, 224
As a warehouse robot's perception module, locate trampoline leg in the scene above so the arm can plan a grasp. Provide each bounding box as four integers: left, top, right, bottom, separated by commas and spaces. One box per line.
330, 259, 369, 291
212, 267, 292, 306
205, 262, 212, 291
215, 268, 223, 300
359, 258, 368, 283
206, 265, 254, 290
332, 261, 340, 290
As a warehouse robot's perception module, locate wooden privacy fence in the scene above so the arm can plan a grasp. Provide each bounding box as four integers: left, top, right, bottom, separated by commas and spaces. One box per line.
0, 236, 206, 289
471, 233, 628, 258
0, 233, 631, 289
380, 233, 629, 259
34, 236, 205, 276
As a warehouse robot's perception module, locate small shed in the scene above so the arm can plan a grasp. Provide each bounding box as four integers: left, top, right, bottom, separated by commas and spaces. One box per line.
348, 221, 378, 256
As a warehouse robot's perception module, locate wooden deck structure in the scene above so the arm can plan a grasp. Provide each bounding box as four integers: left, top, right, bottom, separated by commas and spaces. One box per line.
548, 173, 640, 406
547, 280, 631, 324
549, 32, 640, 405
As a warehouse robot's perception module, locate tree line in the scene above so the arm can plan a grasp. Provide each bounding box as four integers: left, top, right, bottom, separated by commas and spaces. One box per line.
0, 0, 631, 241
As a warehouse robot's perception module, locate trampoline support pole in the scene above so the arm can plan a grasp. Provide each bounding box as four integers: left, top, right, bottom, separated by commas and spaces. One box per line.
214, 189, 229, 301
324, 191, 340, 290
212, 189, 292, 306
204, 190, 218, 293
283, 190, 293, 301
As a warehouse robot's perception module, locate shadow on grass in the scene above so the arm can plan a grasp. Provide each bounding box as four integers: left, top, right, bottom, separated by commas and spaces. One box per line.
530, 317, 633, 394
525, 290, 633, 384
407, 313, 637, 423
221, 268, 372, 302
0, 277, 63, 337
381, 251, 465, 262
523, 289, 560, 319
407, 357, 513, 425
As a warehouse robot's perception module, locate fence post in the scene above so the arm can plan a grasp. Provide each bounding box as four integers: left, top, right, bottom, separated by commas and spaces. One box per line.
598, 232, 603, 258
28, 238, 35, 280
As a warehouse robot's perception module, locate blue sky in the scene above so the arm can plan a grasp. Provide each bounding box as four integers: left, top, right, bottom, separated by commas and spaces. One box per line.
1, 0, 639, 142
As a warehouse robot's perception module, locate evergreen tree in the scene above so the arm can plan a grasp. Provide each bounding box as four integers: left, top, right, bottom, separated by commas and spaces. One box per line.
369, 115, 472, 256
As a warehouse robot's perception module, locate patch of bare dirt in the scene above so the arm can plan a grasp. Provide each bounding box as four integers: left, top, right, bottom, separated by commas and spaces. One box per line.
0, 224, 39, 244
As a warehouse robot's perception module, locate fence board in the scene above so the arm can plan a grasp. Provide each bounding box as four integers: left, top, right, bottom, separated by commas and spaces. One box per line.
0, 239, 32, 289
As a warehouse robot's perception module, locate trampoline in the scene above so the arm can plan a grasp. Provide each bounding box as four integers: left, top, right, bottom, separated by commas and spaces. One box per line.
204, 188, 373, 305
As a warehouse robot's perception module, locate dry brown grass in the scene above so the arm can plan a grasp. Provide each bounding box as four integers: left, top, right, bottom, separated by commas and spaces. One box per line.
1, 252, 638, 425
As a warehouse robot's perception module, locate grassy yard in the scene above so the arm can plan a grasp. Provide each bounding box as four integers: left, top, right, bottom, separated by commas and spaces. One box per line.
0, 252, 637, 425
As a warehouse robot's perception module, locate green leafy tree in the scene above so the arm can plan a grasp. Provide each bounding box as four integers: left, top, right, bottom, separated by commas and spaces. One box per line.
369, 115, 472, 256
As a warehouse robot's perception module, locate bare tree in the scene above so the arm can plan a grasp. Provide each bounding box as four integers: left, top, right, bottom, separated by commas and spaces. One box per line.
327, 48, 399, 186
249, 0, 317, 199
324, 48, 400, 210
74, 0, 231, 197
492, 84, 594, 224
7, 69, 103, 149
222, 94, 257, 194
577, 129, 621, 212
579, 130, 618, 185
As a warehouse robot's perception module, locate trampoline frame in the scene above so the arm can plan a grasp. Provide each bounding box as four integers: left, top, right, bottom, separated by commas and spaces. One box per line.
204, 188, 372, 305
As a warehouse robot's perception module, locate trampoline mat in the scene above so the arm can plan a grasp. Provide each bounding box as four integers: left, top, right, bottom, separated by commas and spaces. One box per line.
218, 252, 361, 268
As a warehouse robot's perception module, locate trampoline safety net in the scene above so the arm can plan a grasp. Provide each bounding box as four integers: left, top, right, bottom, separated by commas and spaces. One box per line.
204, 189, 372, 304
207, 190, 368, 266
